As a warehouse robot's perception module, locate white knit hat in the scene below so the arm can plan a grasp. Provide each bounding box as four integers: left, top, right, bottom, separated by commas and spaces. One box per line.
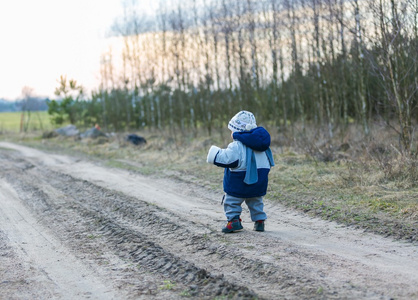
228, 111, 257, 132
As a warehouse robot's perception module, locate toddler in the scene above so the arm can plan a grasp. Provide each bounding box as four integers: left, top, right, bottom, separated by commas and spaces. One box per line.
207, 111, 274, 233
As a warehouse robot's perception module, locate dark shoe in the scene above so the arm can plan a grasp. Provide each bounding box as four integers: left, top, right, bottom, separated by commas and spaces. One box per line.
253, 220, 265, 232
222, 218, 243, 233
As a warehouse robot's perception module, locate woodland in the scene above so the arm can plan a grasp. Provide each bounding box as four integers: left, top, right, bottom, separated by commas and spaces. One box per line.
46, 0, 417, 154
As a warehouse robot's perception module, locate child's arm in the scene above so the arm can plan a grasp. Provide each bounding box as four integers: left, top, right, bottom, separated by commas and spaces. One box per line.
207, 143, 240, 168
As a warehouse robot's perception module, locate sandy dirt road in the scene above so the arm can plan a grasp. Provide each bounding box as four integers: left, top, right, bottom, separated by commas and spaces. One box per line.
0, 141, 417, 299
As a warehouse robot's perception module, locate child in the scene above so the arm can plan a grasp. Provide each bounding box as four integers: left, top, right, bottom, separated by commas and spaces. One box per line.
207, 111, 274, 233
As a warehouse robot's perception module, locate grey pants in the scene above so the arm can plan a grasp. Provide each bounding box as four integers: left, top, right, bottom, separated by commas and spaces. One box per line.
224, 194, 267, 222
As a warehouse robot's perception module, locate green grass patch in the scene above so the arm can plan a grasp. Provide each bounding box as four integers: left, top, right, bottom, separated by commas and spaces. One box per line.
0, 111, 57, 132
159, 280, 175, 290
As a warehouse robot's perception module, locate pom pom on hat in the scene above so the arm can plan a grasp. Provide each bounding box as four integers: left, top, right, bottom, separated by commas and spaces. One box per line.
228, 111, 257, 132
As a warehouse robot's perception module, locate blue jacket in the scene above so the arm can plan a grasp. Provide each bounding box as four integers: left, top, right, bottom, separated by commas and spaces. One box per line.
207, 127, 274, 198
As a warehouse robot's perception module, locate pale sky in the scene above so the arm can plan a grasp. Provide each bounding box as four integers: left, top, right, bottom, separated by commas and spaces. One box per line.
0, 0, 158, 101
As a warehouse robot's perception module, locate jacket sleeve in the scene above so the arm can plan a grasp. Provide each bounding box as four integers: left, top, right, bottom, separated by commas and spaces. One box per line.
207, 145, 221, 163
207, 142, 240, 168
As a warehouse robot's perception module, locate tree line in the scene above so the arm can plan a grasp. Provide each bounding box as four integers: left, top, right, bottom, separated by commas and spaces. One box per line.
48, 0, 417, 153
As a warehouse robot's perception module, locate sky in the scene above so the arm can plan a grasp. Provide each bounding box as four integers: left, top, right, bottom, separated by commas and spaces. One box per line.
0, 0, 157, 101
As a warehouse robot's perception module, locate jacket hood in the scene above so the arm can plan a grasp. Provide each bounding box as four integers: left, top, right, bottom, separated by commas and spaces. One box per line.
232, 127, 271, 151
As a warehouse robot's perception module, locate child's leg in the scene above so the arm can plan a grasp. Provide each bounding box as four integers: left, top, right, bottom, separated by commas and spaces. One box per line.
245, 196, 267, 221
224, 194, 244, 221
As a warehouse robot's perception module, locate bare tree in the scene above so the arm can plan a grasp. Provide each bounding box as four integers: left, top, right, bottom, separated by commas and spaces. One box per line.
247, 0, 260, 91
20, 86, 34, 133
368, 0, 417, 153
353, 0, 370, 135
221, 0, 234, 90
284, 0, 305, 131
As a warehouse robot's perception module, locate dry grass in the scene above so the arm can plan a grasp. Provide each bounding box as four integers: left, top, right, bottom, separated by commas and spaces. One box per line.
2, 123, 417, 242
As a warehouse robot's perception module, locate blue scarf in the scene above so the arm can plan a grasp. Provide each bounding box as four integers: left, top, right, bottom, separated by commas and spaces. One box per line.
244, 147, 275, 185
